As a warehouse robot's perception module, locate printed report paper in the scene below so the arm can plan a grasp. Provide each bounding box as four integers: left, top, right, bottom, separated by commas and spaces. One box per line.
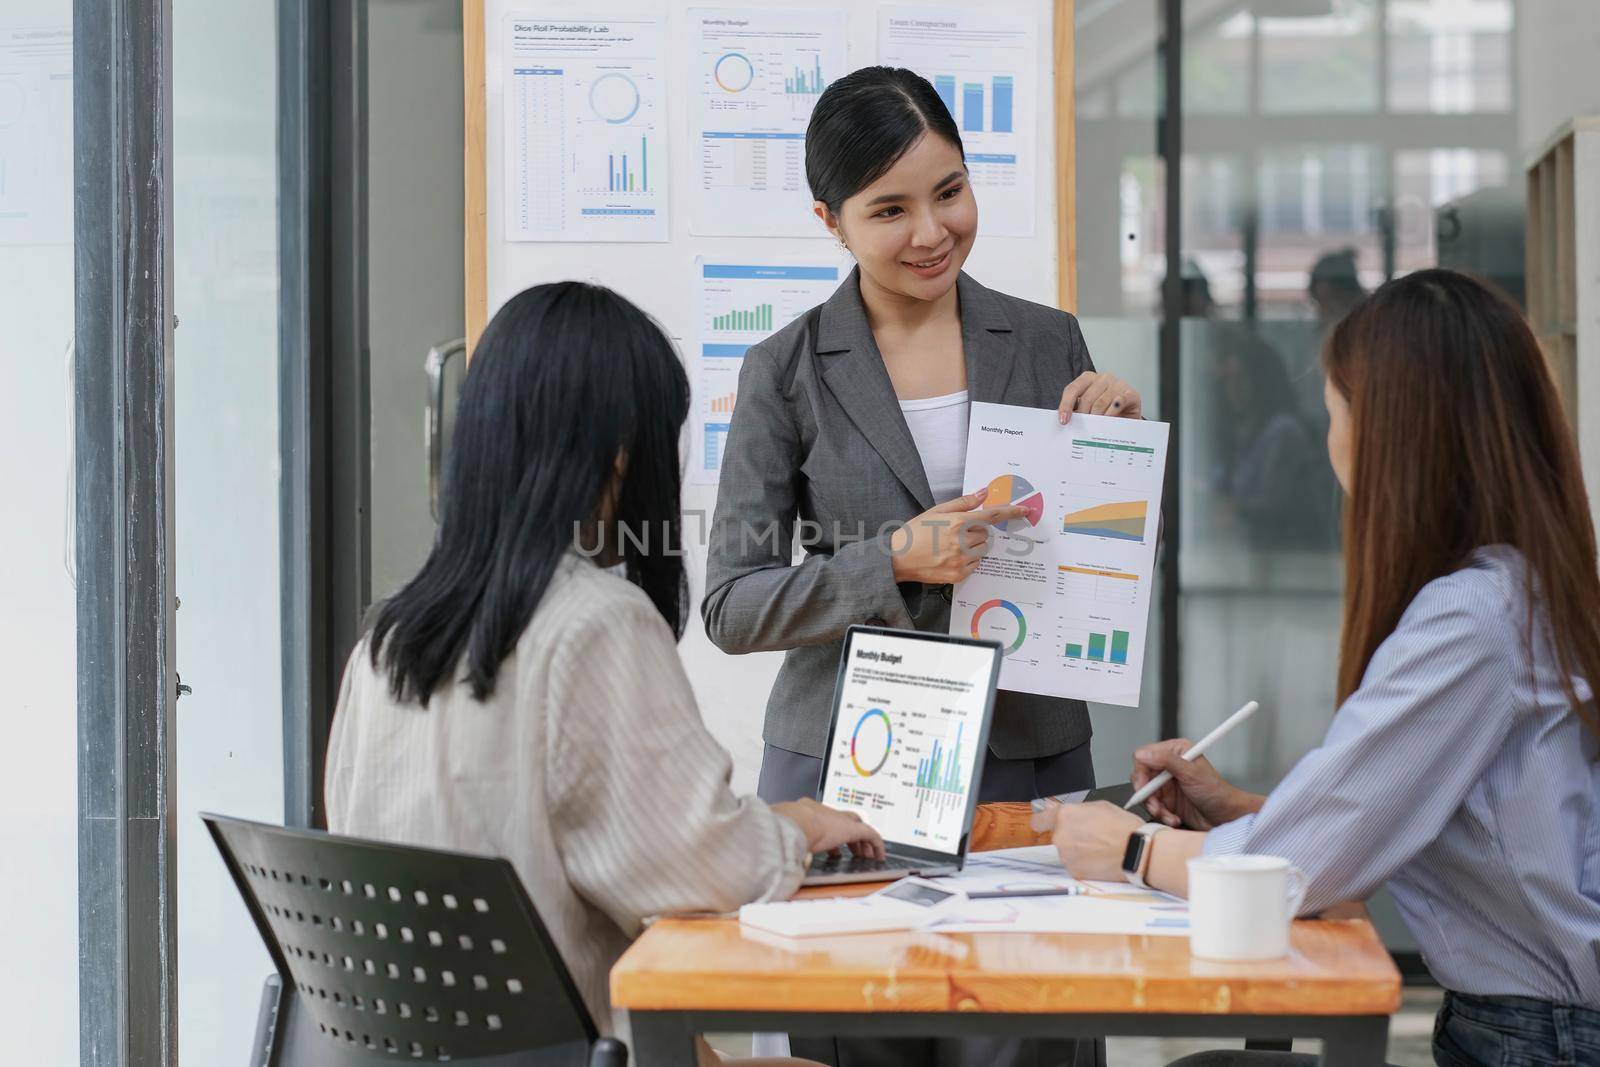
688, 8, 847, 237
926, 846, 1190, 935
502, 14, 667, 242
691, 257, 843, 483
878, 6, 1039, 238
949, 404, 1169, 706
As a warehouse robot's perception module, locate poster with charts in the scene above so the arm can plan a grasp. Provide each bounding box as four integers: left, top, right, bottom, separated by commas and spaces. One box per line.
688, 8, 847, 237
877, 6, 1038, 238
950, 404, 1169, 706
502, 14, 667, 242
692, 258, 843, 485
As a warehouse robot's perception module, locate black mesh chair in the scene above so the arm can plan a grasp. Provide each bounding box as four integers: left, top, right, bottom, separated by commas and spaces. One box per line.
204, 814, 627, 1067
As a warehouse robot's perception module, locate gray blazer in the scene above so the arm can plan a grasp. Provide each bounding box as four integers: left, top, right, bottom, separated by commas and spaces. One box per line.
703, 269, 1095, 760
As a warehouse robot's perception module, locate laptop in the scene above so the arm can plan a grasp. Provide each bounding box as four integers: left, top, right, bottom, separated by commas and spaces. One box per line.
804, 625, 1003, 886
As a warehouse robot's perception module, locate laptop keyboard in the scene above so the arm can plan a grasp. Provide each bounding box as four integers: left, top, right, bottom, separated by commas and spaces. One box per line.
807, 849, 922, 875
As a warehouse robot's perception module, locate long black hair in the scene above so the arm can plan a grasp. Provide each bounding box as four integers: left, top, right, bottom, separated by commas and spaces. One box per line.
370, 281, 690, 704
805, 66, 964, 212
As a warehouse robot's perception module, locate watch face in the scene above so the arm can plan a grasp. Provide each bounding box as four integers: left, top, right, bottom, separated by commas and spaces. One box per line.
1121, 831, 1145, 874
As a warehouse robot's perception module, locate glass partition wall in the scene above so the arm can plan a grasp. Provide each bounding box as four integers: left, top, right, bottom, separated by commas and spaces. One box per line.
1076, 0, 1581, 962
0, 5, 77, 1059
172, 0, 286, 1059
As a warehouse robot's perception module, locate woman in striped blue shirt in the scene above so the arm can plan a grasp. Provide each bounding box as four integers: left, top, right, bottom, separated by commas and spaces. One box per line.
1050, 269, 1600, 1067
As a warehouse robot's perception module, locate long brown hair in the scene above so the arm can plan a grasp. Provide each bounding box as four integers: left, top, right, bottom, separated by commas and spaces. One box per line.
1323, 269, 1600, 729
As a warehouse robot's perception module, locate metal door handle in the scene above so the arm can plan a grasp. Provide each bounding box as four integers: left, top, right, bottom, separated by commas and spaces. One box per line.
425, 338, 468, 520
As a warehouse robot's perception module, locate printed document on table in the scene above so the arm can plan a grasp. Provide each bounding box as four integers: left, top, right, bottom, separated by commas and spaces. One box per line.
692, 258, 843, 484
949, 404, 1169, 706
931, 847, 1085, 895
502, 14, 667, 242
928, 892, 1191, 936
688, 8, 847, 237
925, 846, 1190, 936
877, 6, 1038, 238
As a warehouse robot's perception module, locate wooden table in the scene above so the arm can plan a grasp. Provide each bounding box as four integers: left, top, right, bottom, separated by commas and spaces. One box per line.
611, 804, 1402, 1066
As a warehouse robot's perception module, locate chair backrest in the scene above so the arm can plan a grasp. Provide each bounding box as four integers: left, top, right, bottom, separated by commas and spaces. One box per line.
205, 814, 598, 1063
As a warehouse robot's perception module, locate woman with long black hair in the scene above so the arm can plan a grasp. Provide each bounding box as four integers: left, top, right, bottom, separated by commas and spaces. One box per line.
325, 282, 881, 1066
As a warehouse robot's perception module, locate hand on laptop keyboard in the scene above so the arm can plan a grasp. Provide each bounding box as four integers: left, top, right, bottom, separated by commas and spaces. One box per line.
808, 847, 918, 873
772, 798, 886, 860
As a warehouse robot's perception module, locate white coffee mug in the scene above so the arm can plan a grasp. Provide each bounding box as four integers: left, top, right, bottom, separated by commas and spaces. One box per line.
1186, 854, 1308, 961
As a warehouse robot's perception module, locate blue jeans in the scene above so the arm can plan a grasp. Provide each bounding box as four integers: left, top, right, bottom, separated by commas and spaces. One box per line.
1434, 991, 1600, 1067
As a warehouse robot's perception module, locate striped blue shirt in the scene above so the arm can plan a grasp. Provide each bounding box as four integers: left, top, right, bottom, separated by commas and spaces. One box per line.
1206, 546, 1600, 1005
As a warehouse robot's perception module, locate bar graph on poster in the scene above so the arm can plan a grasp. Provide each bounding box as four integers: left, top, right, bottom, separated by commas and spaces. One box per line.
689, 8, 847, 236
692, 258, 842, 483
502, 15, 668, 242
951, 405, 1169, 706
878, 5, 1039, 237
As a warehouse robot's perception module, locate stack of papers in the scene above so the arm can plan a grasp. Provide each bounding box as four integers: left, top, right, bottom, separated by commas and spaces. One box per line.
926, 846, 1191, 937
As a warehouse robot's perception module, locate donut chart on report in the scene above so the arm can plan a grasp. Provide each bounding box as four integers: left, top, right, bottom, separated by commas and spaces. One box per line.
981, 474, 1046, 534
970, 599, 1027, 656
850, 708, 893, 777
713, 52, 755, 93
589, 71, 642, 124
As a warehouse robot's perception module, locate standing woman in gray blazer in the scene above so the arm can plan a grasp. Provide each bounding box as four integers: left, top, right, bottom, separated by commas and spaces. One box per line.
705, 66, 1145, 812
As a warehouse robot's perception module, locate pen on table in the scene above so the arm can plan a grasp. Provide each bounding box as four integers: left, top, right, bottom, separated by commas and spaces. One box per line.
1124, 700, 1260, 811
967, 886, 1085, 900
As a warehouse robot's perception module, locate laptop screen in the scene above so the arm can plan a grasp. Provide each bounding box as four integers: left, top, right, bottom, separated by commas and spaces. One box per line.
817, 627, 1001, 857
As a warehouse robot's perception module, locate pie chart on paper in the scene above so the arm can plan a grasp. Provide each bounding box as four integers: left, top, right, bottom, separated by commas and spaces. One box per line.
981, 474, 1046, 534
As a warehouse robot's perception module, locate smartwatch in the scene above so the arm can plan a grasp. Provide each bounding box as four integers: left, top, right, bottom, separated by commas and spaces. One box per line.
1121, 822, 1168, 889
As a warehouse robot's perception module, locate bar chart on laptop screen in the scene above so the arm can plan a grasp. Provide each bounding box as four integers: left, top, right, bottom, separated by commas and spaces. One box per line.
826, 696, 977, 847
910, 715, 969, 820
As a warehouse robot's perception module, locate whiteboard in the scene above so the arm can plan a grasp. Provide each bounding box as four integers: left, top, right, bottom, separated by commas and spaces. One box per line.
477, 0, 1070, 791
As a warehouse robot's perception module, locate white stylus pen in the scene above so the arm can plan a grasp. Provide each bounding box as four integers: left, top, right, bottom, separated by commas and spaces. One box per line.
1123, 700, 1260, 811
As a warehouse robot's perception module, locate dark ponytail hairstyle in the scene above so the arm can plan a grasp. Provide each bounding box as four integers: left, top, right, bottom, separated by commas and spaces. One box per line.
805, 66, 965, 213
370, 281, 690, 705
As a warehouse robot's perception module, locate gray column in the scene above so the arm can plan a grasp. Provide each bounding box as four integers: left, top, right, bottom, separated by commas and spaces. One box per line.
74, 0, 178, 1063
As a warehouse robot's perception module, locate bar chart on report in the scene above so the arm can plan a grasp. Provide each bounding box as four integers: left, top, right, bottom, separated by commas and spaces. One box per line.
712, 302, 772, 332
1062, 622, 1132, 667
691, 9, 846, 235
931, 74, 1014, 133
692, 260, 841, 482
697, 263, 839, 363
785, 53, 826, 97
503, 17, 667, 241
590, 136, 651, 194
879, 6, 1036, 236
